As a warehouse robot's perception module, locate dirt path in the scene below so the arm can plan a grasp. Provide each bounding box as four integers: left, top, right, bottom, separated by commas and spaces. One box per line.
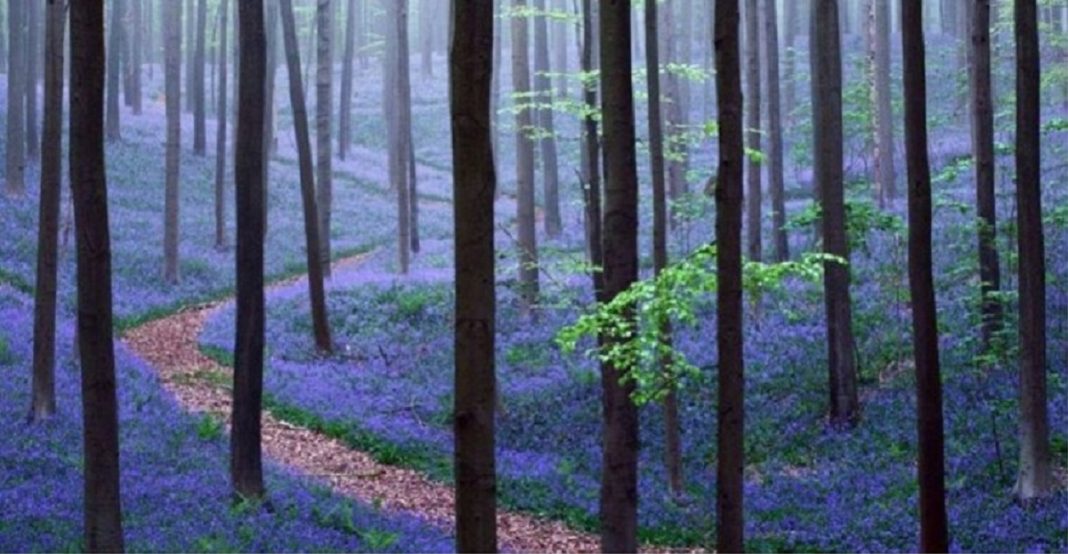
122, 254, 600, 553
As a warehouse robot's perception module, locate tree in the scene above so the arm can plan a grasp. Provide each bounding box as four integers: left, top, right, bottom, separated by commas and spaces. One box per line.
24, 0, 38, 159
714, 0, 745, 551
30, 0, 66, 423
385, 0, 412, 274
644, 0, 682, 497
970, 0, 1001, 352
512, 0, 539, 311
232, 0, 267, 501
214, 0, 230, 251
129, 0, 142, 114
450, 1, 498, 549
338, 0, 357, 160
901, 1, 948, 549
598, 1, 639, 550
163, 0, 182, 284
193, 0, 207, 155
871, 0, 894, 207
532, 0, 562, 238
70, 1, 125, 548
106, 0, 123, 141
1012, 0, 1053, 502
279, 0, 333, 354
185, 0, 195, 112
579, 0, 603, 298
784, 0, 798, 124
811, 0, 859, 428
744, 0, 761, 261
420, 0, 434, 78
765, 0, 788, 262
316, 0, 334, 276
6, 0, 25, 196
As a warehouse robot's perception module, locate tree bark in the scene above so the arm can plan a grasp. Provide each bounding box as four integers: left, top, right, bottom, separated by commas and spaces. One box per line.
598, 0, 639, 550
316, 0, 334, 276
744, 0, 761, 261
385, 0, 412, 274
512, 0, 539, 311
30, 0, 66, 423
214, 0, 230, 251
5, 0, 25, 195
232, 0, 267, 501
533, 0, 562, 237
1012, 0, 1053, 502
714, 0, 745, 550
765, 0, 787, 261
784, 0, 798, 125
420, 0, 433, 78
969, 0, 1002, 352
129, 0, 142, 114
338, 0, 356, 159
812, 0, 859, 428
872, 0, 895, 207
24, 0, 38, 158
70, 1, 125, 548
193, 0, 207, 154
185, 0, 195, 112
902, 2, 949, 549
580, 0, 603, 298
106, 0, 123, 141
450, 2, 498, 549
163, 0, 181, 284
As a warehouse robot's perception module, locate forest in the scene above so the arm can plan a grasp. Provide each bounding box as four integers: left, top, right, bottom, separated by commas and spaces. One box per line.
0, 0, 1065, 552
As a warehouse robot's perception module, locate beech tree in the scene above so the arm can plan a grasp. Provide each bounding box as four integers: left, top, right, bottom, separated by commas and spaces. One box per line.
30, 0, 66, 423
450, 1, 498, 549
106, 0, 123, 141
24, 0, 38, 159
163, 0, 182, 284
714, 0, 746, 549
385, 0, 413, 274
6, 0, 25, 196
193, 0, 207, 155
70, 0, 125, 548
1012, 0, 1053, 502
214, 0, 230, 250
316, 0, 334, 276
129, 0, 142, 114
811, 0, 859, 428
512, 0, 539, 311
744, 0, 761, 261
765, 0, 787, 261
232, 0, 268, 501
901, 1, 948, 549
871, 0, 895, 206
338, 0, 357, 160
579, 0, 603, 298
532, 0, 562, 238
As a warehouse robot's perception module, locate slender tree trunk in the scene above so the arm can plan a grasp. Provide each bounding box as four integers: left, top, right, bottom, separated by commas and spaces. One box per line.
491, 0, 502, 172
784, 0, 797, 124
130, 0, 142, 114
30, 0, 66, 423
280, 0, 333, 354
338, 0, 356, 160
70, 1, 125, 548
812, 0, 859, 428
409, 135, 420, 253
970, 0, 1001, 352
714, 0, 745, 550
263, 0, 278, 195
554, 0, 569, 98
316, 0, 334, 276
450, 2, 498, 549
0, 2, 7, 74
185, 0, 194, 112
744, 0, 761, 261
580, 0, 603, 298
765, 0, 787, 261
193, 0, 207, 154
512, 0, 539, 310
24, 0, 38, 158
385, 0, 411, 273
902, 2, 949, 549
420, 0, 433, 78
106, 0, 123, 141
232, 0, 267, 501
163, 0, 181, 284
214, 0, 230, 251
533, 0, 562, 237
661, 0, 685, 218
5, 0, 25, 196
872, 0, 894, 207
1012, 0, 1053, 502
598, 0, 639, 550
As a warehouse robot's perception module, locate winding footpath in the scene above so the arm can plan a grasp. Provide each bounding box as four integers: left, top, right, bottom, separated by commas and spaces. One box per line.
122, 253, 601, 553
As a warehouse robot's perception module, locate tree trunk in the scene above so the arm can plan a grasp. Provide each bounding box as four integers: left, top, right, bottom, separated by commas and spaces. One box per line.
784, 0, 797, 125
901, 1, 949, 549
106, 0, 122, 141
812, 0, 859, 428
970, 0, 1001, 352
450, 2, 498, 549
338, 0, 356, 160
316, 0, 334, 276
24, 0, 38, 158
30, 0, 66, 423
409, 135, 420, 253
263, 0, 278, 196
193, 0, 207, 154
163, 0, 181, 284
5, 0, 25, 196
533, 0, 562, 238
491, 0, 502, 173
214, 0, 229, 251
744, 0, 761, 261
129, 0, 142, 114
598, 0, 639, 550
385, 0, 411, 274
660, 1, 687, 223
714, 0, 745, 550
765, 0, 787, 262
185, 0, 194, 112
232, 0, 267, 501
512, 0, 539, 310
420, 0, 433, 78
1012, 0, 1053, 502
70, 1, 125, 548
553, 0, 569, 98
580, 0, 603, 298
872, 0, 895, 207
280, 0, 333, 354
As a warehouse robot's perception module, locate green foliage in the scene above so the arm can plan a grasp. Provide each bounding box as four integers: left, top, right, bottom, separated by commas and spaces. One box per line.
785, 199, 905, 254
557, 244, 837, 405
195, 414, 224, 441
